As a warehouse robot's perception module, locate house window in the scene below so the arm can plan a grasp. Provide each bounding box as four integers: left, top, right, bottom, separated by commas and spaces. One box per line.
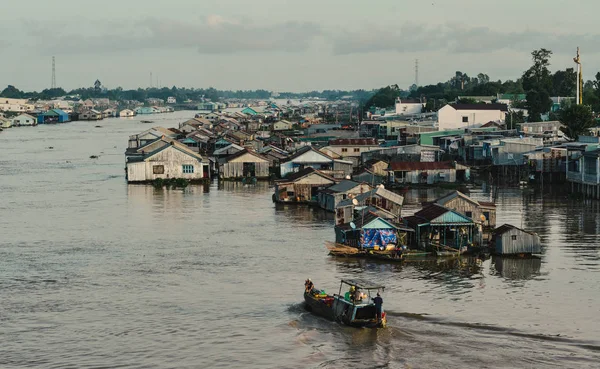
341, 148, 348, 153
353, 148, 360, 153
182, 165, 194, 174
153, 165, 165, 174
465, 211, 473, 218
462, 116, 469, 123
511, 235, 517, 241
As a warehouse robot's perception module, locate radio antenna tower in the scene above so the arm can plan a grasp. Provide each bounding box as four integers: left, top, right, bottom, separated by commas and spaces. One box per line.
414, 59, 419, 87
51, 56, 56, 89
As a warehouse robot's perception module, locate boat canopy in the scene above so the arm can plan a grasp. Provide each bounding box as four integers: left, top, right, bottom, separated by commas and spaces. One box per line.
341, 279, 385, 290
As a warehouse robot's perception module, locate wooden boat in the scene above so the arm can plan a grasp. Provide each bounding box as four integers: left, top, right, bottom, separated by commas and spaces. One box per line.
325, 241, 364, 257
140, 120, 154, 123
304, 279, 386, 328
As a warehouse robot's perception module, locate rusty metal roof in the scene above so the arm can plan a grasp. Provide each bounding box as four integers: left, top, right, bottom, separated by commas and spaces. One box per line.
389, 161, 454, 171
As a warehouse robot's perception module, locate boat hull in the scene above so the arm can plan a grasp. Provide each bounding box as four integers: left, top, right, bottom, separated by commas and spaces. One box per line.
304, 292, 386, 328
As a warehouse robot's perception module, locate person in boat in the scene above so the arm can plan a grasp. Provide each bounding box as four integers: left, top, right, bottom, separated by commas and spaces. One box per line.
372, 293, 383, 322
354, 288, 363, 303
345, 286, 355, 302
304, 278, 314, 293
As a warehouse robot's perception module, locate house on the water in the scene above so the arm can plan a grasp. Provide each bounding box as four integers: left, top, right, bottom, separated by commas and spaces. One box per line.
429, 191, 497, 228
80, 109, 103, 121
128, 127, 178, 149
321, 138, 381, 167
219, 149, 270, 180
335, 186, 404, 224
38, 109, 69, 124
388, 161, 469, 185
566, 142, 600, 199
317, 180, 372, 212
405, 204, 476, 251
274, 167, 336, 204
13, 113, 38, 126
119, 109, 135, 117
334, 212, 414, 249
280, 146, 353, 179
135, 106, 159, 115
102, 108, 116, 118
126, 139, 209, 183
491, 224, 541, 255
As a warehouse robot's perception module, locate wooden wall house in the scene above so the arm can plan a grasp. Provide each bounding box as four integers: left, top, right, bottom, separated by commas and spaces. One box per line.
405, 204, 476, 251
492, 224, 541, 255
219, 149, 270, 180
126, 141, 209, 183
430, 191, 497, 228
317, 180, 372, 212
274, 168, 336, 204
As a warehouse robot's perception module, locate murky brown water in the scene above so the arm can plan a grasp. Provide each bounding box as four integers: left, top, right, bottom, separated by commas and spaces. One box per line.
1, 112, 599, 368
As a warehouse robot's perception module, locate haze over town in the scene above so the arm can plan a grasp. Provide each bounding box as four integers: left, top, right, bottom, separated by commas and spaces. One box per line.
2, 0, 599, 92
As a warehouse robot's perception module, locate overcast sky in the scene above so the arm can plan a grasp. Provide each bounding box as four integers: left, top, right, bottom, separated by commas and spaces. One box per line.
2, 0, 599, 92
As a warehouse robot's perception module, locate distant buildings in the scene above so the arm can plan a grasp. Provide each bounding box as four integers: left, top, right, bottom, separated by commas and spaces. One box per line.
438, 104, 508, 130
395, 98, 423, 115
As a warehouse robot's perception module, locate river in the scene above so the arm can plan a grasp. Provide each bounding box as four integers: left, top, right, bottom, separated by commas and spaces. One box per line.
1, 111, 599, 368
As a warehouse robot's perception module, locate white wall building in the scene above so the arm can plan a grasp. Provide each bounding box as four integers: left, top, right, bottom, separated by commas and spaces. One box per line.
12, 113, 37, 126
167, 97, 177, 104
395, 98, 423, 115
438, 104, 508, 130
0, 98, 34, 113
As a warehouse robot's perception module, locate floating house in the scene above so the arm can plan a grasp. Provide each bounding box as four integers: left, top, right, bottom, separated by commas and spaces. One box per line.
119, 109, 135, 117
12, 113, 38, 126
566, 146, 600, 199
37, 109, 69, 124
219, 149, 270, 180
429, 191, 497, 228
0, 116, 12, 128
126, 140, 209, 183
388, 161, 469, 185
317, 180, 372, 212
352, 169, 385, 186
280, 146, 353, 179
128, 127, 178, 149
79, 109, 103, 121
405, 204, 476, 250
491, 224, 541, 255
335, 212, 414, 249
335, 186, 404, 224
274, 167, 336, 204
135, 106, 159, 115
102, 108, 116, 118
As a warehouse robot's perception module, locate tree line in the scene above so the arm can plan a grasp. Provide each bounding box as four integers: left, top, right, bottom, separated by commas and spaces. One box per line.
0, 84, 376, 104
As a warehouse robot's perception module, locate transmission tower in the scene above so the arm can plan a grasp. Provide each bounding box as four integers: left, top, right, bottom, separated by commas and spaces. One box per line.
414, 59, 419, 87
51, 56, 56, 89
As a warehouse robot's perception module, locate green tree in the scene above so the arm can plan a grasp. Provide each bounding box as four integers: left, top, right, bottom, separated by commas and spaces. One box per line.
0, 85, 25, 98
552, 68, 576, 97
506, 110, 526, 129
362, 85, 403, 111
559, 104, 595, 141
522, 48, 553, 122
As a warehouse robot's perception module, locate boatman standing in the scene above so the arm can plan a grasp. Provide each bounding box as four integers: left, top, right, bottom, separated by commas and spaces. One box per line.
372, 293, 383, 322
305, 278, 314, 293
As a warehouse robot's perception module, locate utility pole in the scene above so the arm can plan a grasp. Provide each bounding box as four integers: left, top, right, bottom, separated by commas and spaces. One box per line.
414, 59, 419, 87
573, 47, 583, 105
51, 56, 56, 89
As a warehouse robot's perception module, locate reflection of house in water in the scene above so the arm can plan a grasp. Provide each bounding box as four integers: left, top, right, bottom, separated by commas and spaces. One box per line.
492, 256, 541, 280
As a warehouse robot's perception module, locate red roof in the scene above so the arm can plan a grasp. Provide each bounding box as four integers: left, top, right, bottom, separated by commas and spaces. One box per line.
329, 138, 378, 146
389, 161, 454, 171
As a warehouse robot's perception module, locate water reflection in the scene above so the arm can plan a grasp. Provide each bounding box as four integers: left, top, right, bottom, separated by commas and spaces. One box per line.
491, 256, 541, 280
217, 180, 270, 192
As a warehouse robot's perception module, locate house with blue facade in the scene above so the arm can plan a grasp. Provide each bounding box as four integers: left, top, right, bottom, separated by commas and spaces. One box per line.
405, 204, 476, 251
135, 107, 159, 115
334, 212, 413, 249
38, 109, 69, 124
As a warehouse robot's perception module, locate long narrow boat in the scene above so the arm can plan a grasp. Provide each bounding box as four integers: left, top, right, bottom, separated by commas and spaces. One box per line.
304, 279, 386, 328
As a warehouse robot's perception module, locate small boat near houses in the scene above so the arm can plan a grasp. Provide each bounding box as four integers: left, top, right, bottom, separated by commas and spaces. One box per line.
304, 279, 386, 328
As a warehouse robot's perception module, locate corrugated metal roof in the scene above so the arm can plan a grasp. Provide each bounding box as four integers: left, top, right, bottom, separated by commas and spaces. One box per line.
450, 103, 509, 112
277, 167, 335, 183
413, 204, 473, 224
329, 138, 379, 146
389, 161, 454, 171
325, 180, 361, 193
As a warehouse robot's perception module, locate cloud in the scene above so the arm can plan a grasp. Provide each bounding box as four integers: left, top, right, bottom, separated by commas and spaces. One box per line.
30, 16, 322, 55
331, 23, 600, 56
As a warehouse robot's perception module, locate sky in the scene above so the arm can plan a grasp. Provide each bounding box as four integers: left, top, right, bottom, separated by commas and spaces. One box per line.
1, 0, 599, 92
